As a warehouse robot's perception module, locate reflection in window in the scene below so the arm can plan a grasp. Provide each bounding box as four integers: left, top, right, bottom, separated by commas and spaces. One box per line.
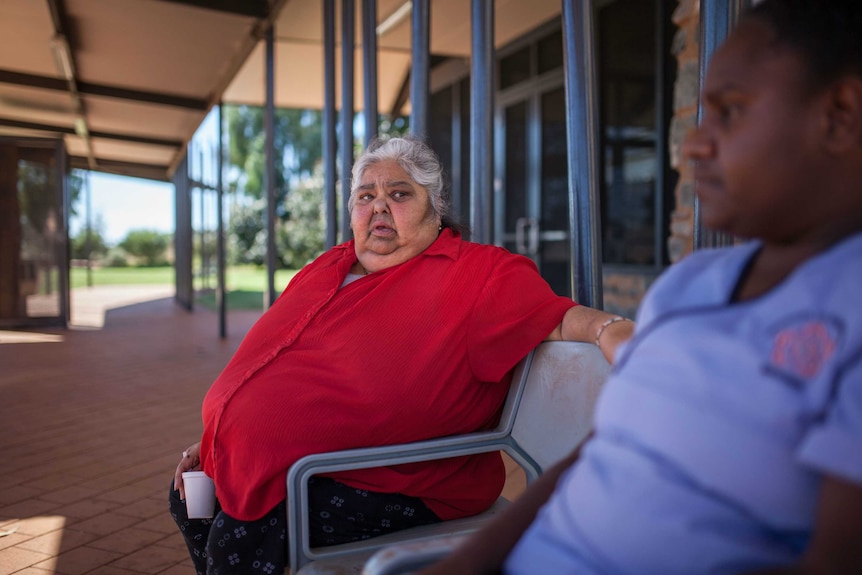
0, 140, 67, 326
597, 0, 674, 267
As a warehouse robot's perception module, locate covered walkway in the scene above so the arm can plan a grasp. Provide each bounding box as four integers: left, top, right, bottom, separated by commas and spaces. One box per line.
0, 291, 526, 573
0, 291, 259, 574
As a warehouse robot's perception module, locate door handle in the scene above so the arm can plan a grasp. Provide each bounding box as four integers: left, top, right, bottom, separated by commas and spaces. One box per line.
515, 217, 527, 254
527, 218, 539, 255
515, 217, 539, 255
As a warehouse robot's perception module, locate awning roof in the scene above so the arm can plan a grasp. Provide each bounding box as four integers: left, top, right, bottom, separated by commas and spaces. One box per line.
0, 0, 560, 183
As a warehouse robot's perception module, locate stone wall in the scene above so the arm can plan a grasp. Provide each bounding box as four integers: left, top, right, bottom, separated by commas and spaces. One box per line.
668, 0, 700, 264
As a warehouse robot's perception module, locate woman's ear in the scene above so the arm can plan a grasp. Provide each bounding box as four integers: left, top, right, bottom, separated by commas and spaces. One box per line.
822, 76, 862, 154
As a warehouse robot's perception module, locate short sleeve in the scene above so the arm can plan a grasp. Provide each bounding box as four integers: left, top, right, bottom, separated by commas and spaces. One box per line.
798, 350, 862, 483
468, 251, 576, 382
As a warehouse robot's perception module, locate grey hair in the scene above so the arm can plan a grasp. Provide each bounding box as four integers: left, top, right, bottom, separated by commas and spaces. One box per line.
349, 136, 467, 233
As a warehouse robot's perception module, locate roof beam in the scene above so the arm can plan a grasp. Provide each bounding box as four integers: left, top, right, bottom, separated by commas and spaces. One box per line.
0, 69, 209, 110
69, 155, 171, 182
152, 0, 270, 19
78, 80, 209, 110
0, 117, 182, 148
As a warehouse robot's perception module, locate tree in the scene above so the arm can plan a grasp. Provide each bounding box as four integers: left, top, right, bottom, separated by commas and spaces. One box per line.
228, 200, 267, 265
225, 105, 324, 267
226, 106, 323, 203
119, 229, 171, 266
223, 105, 409, 269
70, 215, 109, 260
280, 170, 325, 268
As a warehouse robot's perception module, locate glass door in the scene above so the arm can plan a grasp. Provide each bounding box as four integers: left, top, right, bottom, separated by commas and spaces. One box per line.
496, 83, 571, 296
0, 138, 69, 327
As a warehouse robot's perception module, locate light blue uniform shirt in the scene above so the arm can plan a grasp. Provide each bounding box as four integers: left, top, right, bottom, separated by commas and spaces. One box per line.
506, 233, 862, 574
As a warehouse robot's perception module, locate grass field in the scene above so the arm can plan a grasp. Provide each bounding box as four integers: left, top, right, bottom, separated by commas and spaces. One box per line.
70, 266, 175, 288
70, 265, 298, 310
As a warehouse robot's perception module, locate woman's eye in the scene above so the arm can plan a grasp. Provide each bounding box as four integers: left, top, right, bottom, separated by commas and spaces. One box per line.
719, 103, 743, 123
392, 191, 409, 199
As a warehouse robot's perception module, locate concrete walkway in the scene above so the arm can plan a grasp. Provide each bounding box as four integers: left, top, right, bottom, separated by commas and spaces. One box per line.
69, 286, 177, 329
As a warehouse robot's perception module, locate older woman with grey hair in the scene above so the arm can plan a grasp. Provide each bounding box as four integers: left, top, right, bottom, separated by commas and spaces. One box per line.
169, 135, 632, 574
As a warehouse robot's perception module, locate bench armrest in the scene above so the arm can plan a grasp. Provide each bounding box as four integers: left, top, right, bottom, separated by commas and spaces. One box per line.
287, 430, 538, 573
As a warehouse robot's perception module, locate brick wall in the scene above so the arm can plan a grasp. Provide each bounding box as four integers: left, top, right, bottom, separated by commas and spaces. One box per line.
668, 0, 700, 263
602, 267, 662, 319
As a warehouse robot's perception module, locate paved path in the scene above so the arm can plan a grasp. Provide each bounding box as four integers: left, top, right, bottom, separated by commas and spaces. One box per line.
0, 290, 260, 574
69, 286, 177, 329
0, 288, 525, 574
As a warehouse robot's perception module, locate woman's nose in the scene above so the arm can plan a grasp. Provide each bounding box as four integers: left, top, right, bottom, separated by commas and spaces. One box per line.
680, 128, 714, 163
372, 197, 389, 213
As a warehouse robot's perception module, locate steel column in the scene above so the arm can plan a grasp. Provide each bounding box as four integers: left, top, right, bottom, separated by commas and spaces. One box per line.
469, 0, 494, 245
323, 0, 338, 249
561, 0, 602, 308
362, 0, 379, 146
264, 25, 277, 307
693, 0, 748, 250
216, 103, 226, 338
410, 0, 430, 137
340, 0, 355, 242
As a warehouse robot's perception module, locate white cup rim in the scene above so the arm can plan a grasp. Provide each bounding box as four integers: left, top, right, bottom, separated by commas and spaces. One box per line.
182, 470, 209, 478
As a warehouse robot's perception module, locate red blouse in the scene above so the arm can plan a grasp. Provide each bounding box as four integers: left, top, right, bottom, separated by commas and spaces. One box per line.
200, 229, 576, 521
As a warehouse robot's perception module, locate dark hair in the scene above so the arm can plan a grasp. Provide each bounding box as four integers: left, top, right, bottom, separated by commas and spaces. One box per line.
350, 135, 470, 236
746, 0, 862, 90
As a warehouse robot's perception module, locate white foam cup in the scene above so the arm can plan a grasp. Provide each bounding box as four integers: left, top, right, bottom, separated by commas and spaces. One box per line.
182, 471, 216, 519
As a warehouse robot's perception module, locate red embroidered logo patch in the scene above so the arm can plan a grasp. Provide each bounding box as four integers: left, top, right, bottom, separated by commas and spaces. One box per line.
770, 321, 836, 379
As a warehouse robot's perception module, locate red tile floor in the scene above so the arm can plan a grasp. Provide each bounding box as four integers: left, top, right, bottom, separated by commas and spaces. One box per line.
0, 289, 260, 574
0, 288, 525, 574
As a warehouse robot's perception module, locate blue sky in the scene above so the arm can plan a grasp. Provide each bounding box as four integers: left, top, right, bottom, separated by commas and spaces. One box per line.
67, 108, 228, 246
70, 172, 175, 245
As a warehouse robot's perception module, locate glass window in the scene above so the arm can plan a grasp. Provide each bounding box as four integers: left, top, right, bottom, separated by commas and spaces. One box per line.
429, 86, 454, 189
500, 46, 531, 90
0, 139, 67, 326
503, 102, 528, 234
597, 0, 673, 267
537, 29, 564, 75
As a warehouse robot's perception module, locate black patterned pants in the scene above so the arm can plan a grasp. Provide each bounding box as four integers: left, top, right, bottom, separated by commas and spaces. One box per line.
169, 476, 441, 574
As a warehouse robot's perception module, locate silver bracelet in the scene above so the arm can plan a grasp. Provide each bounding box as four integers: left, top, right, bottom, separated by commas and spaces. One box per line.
595, 316, 631, 347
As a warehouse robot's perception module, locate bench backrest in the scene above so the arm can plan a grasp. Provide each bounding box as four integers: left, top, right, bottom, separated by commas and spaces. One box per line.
503, 341, 610, 477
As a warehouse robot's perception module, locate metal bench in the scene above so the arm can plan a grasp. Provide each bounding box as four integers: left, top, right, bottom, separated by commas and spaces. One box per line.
285, 340, 611, 574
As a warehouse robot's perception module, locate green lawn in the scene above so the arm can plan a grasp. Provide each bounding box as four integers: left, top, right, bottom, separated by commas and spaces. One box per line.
70, 266, 175, 288
196, 266, 298, 310
71, 265, 299, 310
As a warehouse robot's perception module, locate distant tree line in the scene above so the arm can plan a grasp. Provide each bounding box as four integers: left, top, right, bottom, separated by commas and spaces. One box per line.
71, 222, 172, 268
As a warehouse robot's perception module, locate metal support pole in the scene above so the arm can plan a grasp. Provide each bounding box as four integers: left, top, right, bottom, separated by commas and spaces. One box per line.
340, 0, 355, 243
470, 0, 493, 245
198, 147, 207, 291
264, 25, 277, 307
410, 0, 430, 137
323, 0, 338, 249
216, 104, 227, 338
562, 0, 602, 308
362, 0, 379, 146
693, 0, 747, 250
84, 170, 92, 287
